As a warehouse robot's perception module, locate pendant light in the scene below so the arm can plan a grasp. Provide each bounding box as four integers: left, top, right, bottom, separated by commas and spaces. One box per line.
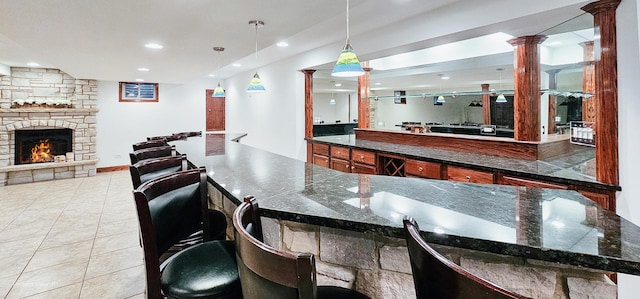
330, 81, 336, 105
496, 68, 507, 103
247, 20, 266, 92
331, 0, 365, 77
212, 47, 226, 97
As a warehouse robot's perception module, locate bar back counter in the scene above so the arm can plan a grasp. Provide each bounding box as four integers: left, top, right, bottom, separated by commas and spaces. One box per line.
173, 133, 638, 298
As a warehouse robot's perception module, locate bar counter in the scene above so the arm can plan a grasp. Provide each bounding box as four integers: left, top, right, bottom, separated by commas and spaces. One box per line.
311, 134, 618, 192
173, 133, 640, 279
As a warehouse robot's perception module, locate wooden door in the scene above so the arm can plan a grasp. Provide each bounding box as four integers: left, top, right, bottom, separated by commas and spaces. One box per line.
206, 89, 225, 131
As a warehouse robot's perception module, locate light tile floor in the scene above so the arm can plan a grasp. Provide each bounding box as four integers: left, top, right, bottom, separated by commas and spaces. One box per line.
0, 171, 145, 299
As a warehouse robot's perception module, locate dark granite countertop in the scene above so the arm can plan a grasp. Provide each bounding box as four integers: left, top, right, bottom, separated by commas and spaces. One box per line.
172, 133, 639, 275
309, 134, 619, 191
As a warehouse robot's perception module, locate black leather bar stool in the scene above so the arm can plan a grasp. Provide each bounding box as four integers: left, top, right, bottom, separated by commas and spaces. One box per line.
129, 154, 188, 189
233, 196, 370, 299
132, 139, 169, 151
133, 168, 241, 298
403, 216, 530, 299
129, 145, 176, 164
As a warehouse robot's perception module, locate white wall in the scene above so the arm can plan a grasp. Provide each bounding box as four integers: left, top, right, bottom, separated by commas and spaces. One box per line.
615, 0, 640, 297
96, 78, 212, 167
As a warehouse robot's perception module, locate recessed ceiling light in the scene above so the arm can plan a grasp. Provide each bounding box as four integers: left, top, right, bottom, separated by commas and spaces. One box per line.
375, 82, 381, 86
276, 41, 289, 47
440, 75, 450, 80
135, 78, 145, 82
232, 63, 242, 67
209, 74, 216, 77
144, 43, 163, 49
334, 83, 342, 87
137, 67, 149, 72
27, 62, 40, 67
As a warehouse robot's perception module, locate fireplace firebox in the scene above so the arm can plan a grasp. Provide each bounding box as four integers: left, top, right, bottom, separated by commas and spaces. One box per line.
15, 129, 73, 165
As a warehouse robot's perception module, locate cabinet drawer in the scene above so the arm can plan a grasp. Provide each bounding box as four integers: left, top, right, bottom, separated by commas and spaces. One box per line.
406, 160, 441, 179
499, 176, 568, 189
446, 166, 494, 184
331, 146, 350, 160
352, 163, 377, 174
312, 154, 329, 168
313, 143, 329, 155
330, 158, 351, 173
351, 150, 376, 166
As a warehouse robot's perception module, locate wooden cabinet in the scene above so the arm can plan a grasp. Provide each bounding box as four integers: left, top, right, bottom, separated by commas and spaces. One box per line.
312, 143, 330, 167
331, 146, 350, 160
446, 166, 494, 184
497, 175, 568, 189
331, 158, 352, 173
312, 154, 329, 168
351, 149, 377, 174
406, 159, 441, 179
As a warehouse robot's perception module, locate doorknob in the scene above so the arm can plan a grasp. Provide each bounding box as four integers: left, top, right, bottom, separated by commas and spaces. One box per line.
208, 109, 212, 112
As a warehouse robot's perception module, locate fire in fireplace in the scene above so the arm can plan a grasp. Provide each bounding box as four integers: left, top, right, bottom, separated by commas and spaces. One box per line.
15, 129, 73, 165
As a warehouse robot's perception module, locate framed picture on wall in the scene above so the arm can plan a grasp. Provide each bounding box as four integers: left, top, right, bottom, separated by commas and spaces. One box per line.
119, 82, 159, 102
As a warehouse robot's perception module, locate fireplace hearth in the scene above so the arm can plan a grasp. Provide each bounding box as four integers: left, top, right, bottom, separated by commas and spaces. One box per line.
15, 129, 73, 165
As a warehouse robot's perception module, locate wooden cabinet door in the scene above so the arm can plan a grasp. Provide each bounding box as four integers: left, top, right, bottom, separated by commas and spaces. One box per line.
330, 146, 350, 160
406, 160, 441, 179
331, 158, 351, 173
351, 149, 376, 166
352, 163, 377, 174
313, 154, 329, 168
206, 90, 225, 131
446, 166, 494, 184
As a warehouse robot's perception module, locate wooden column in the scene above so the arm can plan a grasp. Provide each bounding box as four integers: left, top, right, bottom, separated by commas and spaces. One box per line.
358, 66, 372, 129
582, 0, 620, 186
302, 69, 316, 163
546, 69, 559, 134
508, 35, 547, 142
481, 83, 491, 125
581, 41, 597, 122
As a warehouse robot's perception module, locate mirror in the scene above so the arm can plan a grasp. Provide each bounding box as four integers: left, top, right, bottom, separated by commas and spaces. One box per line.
311, 12, 594, 138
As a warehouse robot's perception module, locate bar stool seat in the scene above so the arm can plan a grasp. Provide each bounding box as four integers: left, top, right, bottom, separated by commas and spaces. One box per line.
161, 240, 240, 298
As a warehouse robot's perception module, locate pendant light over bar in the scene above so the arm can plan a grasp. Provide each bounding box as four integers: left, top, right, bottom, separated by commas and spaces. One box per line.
332, 0, 365, 77
212, 47, 226, 97
247, 20, 266, 93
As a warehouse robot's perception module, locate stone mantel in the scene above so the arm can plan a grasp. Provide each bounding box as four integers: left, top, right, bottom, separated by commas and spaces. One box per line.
0, 108, 100, 114
0, 108, 99, 114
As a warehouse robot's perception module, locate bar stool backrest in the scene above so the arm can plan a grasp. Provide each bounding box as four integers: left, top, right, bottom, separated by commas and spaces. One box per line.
129, 145, 176, 164
403, 216, 530, 299
129, 154, 188, 189
132, 139, 168, 151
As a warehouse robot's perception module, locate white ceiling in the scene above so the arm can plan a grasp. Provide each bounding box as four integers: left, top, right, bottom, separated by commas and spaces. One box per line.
0, 0, 594, 92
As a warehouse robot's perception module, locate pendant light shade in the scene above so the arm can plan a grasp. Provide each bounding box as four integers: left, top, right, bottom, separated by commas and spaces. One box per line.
213, 83, 226, 97
247, 72, 266, 93
436, 95, 446, 103
247, 20, 266, 93
212, 46, 226, 97
332, 0, 364, 77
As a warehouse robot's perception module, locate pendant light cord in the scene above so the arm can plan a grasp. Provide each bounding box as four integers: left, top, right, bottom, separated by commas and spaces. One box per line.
346, 0, 350, 44
254, 23, 259, 71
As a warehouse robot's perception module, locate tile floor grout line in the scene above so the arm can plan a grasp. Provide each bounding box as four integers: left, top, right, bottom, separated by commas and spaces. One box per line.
77, 172, 115, 299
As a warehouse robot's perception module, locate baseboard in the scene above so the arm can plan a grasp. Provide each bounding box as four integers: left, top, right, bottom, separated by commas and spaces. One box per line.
97, 165, 128, 172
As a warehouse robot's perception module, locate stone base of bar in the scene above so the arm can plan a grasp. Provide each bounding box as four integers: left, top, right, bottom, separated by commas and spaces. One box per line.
0, 159, 98, 185
208, 184, 617, 299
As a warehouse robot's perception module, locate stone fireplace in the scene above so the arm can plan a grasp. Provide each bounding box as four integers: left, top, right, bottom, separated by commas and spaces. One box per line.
0, 67, 98, 185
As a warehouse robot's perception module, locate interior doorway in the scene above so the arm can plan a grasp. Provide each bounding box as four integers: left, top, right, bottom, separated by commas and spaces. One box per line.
206, 89, 225, 131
